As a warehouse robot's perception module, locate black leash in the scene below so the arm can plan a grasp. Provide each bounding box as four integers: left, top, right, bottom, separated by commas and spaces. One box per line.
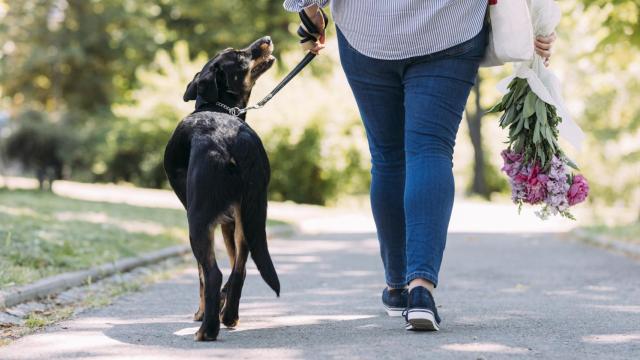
216, 52, 317, 117
216, 8, 328, 117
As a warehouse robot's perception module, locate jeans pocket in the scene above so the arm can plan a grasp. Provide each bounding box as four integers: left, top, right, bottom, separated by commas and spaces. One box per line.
440, 25, 489, 61
442, 38, 476, 57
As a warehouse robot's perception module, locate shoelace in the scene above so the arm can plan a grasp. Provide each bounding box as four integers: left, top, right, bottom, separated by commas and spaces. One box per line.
401, 308, 409, 322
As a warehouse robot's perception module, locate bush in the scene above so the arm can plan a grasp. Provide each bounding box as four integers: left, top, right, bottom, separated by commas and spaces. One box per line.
95, 105, 178, 188
264, 120, 370, 205
1, 109, 78, 189
265, 123, 335, 205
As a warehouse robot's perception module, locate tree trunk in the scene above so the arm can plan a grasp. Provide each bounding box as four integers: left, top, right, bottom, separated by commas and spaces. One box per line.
465, 77, 489, 199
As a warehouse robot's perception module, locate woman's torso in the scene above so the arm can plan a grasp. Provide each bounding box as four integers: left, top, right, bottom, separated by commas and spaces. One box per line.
331, 0, 488, 60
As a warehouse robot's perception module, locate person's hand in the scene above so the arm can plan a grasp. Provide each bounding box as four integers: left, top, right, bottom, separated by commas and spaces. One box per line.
535, 32, 556, 67
302, 5, 326, 54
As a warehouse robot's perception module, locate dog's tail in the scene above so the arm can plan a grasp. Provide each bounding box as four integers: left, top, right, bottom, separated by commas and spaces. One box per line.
240, 195, 280, 296
233, 129, 280, 296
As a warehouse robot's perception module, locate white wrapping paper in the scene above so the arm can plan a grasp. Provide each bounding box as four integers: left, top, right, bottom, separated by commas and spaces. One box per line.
497, 0, 586, 151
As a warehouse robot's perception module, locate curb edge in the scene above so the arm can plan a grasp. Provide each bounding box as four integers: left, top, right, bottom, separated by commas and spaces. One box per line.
573, 228, 640, 257
0, 223, 296, 311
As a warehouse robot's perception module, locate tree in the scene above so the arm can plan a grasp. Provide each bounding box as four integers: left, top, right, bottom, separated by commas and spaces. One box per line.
155, 0, 298, 61
0, 0, 160, 113
464, 75, 508, 199
0, 0, 301, 114
0, 0, 306, 187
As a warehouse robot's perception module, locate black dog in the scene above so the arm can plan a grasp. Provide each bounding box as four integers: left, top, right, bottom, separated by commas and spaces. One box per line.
164, 36, 279, 341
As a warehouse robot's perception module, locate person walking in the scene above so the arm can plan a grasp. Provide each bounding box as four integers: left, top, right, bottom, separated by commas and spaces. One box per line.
283, 0, 556, 331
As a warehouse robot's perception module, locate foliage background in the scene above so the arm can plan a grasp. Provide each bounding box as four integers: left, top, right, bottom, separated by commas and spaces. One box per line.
0, 0, 639, 215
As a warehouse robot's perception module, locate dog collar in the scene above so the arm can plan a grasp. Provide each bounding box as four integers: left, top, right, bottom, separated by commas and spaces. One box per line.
215, 101, 262, 117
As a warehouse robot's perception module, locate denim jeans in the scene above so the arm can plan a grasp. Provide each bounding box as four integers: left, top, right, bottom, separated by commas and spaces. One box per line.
338, 26, 487, 288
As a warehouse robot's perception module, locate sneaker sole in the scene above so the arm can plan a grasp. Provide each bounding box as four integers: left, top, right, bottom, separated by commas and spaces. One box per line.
405, 309, 439, 331
383, 305, 404, 317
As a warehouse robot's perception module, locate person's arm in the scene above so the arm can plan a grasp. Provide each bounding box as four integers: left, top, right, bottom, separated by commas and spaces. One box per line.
282, 0, 329, 13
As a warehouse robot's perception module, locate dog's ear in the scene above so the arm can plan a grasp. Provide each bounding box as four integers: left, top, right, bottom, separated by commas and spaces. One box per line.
196, 65, 219, 103
183, 72, 199, 102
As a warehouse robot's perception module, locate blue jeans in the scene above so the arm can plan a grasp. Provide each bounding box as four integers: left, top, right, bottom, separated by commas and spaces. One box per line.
338, 26, 487, 288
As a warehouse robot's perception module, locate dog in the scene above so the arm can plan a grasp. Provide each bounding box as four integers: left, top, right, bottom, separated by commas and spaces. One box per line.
163, 36, 279, 341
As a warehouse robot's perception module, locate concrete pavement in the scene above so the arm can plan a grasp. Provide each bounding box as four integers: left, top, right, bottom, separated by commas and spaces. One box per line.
2, 223, 640, 359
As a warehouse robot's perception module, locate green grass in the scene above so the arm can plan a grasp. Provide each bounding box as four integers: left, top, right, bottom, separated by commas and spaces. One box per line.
580, 222, 640, 244
0, 189, 189, 288
0, 189, 287, 289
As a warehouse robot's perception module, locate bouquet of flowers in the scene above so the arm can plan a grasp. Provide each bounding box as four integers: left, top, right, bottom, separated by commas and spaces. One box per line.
488, 0, 589, 220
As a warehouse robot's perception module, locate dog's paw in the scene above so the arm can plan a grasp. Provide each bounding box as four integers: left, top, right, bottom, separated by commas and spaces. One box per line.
194, 324, 220, 341
193, 308, 204, 321
221, 313, 239, 328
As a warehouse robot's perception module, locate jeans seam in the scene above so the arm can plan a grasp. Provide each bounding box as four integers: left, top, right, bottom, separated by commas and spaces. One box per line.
386, 279, 407, 289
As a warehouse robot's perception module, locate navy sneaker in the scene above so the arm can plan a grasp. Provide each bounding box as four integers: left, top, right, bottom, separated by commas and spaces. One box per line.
382, 288, 408, 317
403, 286, 441, 331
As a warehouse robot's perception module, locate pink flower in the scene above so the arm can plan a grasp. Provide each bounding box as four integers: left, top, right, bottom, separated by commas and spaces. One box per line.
513, 172, 528, 185
523, 163, 548, 204
567, 174, 589, 206
501, 149, 523, 163
525, 180, 547, 204
501, 150, 524, 178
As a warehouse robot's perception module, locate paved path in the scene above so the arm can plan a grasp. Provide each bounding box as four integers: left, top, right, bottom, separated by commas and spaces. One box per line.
3, 219, 640, 359
2, 178, 637, 358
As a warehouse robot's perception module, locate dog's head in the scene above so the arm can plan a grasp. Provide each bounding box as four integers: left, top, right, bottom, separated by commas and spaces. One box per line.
183, 36, 275, 105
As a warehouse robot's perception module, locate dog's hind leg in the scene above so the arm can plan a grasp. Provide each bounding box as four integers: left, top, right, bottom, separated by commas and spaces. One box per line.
219, 223, 236, 312
193, 264, 205, 321
221, 206, 249, 328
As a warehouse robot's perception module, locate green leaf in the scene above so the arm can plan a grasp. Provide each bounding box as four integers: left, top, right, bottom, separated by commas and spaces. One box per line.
565, 157, 580, 170
487, 102, 504, 114
544, 127, 556, 152
539, 146, 546, 166
533, 119, 541, 144
514, 137, 525, 153
523, 91, 537, 118
513, 114, 525, 136
535, 98, 548, 126
545, 126, 554, 141
501, 107, 516, 128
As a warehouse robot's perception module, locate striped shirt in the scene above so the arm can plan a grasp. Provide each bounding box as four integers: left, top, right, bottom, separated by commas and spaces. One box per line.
283, 0, 488, 60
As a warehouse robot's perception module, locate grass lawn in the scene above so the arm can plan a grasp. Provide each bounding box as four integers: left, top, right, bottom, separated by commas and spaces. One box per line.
0, 189, 286, 289
579, 223, 640, 244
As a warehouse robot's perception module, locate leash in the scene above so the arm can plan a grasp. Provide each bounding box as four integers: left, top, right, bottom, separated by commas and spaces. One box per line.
216, 8, 328, 117
216, 52, 317, 117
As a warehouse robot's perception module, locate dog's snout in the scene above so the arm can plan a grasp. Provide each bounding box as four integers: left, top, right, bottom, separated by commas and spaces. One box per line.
258, 36, 272, 51
249, 36, 274, 60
